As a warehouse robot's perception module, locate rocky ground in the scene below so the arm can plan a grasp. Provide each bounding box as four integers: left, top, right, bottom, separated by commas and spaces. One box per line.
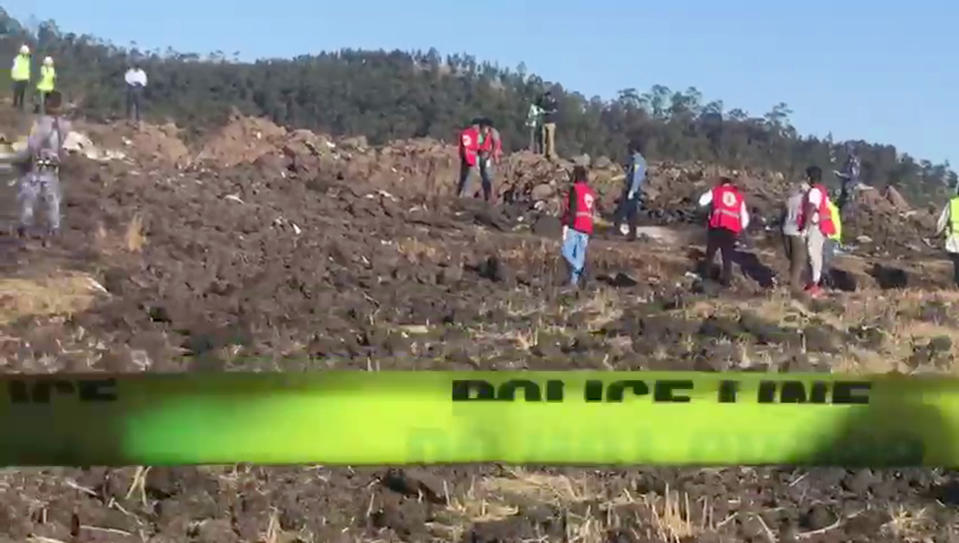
0, 111, 956, 541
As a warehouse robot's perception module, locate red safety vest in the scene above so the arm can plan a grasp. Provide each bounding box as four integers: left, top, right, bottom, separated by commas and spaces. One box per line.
459, 127, 480, 166
797, 184, 836, 236
708, 184, 744, 233
563, 182, 596, 235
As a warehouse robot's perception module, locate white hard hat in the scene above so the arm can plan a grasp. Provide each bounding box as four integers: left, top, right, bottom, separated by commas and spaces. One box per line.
43, 56, 53, 66
19, 45, 29, 55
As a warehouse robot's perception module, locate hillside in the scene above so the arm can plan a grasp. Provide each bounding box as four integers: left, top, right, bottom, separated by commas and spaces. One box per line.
0, 8, 957, 543
0, 8, 955, 207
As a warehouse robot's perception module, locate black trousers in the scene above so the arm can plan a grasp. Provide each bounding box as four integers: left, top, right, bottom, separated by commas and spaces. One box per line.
703, 228, 736, 285
12, 81, 26, 110
613, 191, 640, 238
950, 254, 959, 287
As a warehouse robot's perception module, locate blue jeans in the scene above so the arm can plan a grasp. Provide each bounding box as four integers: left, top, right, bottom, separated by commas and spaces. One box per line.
562, 229, 589, 286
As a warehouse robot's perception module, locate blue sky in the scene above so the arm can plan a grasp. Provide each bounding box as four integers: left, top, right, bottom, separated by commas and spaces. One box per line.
4, 0, 956, 165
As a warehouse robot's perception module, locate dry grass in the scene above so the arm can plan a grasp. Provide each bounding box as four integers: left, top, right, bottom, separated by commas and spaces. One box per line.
0, 273, 107, 324
125, 213, 146, 252
881, 505, 933, 542
395, 236, 440, 262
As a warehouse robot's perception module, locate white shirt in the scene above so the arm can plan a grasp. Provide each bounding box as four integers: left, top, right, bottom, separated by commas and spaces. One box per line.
936, 202, 959, 254
699, 188, 750, 230
125, 68, 147, 87
804, 186, 825, 226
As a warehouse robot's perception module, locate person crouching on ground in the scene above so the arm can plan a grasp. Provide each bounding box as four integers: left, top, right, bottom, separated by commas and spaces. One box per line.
797, 166, 837, 298
13, 90, 70, 244
560, 166, 596, 288
698, 176, 749, 287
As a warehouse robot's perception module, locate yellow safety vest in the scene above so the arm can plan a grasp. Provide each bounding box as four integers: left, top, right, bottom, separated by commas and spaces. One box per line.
949, 197, 959, 235
10, 54, 29, 82
827, 200, 841, 242
37, 65, 55, 92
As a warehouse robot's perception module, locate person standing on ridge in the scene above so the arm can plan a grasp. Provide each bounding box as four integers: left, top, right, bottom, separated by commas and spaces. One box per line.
12, 90, 70, 244
475, 118, 501, 202
537, 90, 559, 160
560, 165, 596, 288
834, 142, 860, 210
698, 176, 749, 287
797, 166, 837, 298
10, 45, 30, 111
456, 119, 482, 199
36, 57, 56, 115
526, 101, 543, 153
124, 63, 148, 124
935, 187, 959, 288
781, 177, 810, 293
613, 140, 647, 241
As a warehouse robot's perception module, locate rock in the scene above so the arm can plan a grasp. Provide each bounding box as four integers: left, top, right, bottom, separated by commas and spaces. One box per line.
436, 264, 463, 285
842, 469, 877, 494
594, 156, 613, 169
802, 326, 841, 353
802, 504, 837, 530
531, 215, 563, 238
931, 335, 953, 353
870, 264, 908, 289
381, 468, 445, 504
699, 317, 741, 340
479, 256, 514, 284
531, 183, 556, 201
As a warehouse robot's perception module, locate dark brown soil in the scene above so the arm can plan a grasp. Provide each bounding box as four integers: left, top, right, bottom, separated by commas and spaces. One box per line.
0, 119, 956, 542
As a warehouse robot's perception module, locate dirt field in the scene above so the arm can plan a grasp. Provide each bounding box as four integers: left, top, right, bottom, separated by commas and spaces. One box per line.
0, 114, 957, 542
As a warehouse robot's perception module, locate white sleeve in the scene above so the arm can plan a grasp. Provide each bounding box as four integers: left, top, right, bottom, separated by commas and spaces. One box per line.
938, 204, 951, 235
808, 188, 823, 206
698, 191, 713, 207
141, 72, 148, 86
741, 202, 750, 230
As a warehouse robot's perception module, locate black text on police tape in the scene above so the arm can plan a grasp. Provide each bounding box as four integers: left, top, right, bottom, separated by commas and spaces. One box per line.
451, 379, 871, 404
7, 378, 117, 404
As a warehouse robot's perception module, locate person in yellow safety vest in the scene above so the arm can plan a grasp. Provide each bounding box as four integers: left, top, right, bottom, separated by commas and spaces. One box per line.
935, 188, 959, 287
10, 45, 31, 111
820, 195, 843, 288
37, 57, 56, 115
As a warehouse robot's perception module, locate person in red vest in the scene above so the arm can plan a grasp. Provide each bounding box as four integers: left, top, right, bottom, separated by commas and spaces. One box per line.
797, 165, 836, 298
456, 118, 482, 199
698, 176, 749, 286
560, 166, 596, 288
476, 118, 501, 202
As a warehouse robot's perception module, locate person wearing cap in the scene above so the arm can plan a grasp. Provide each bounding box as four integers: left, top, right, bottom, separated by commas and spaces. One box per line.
10, 45, 31, 111
36, 56, 56, 114
936, 187, 959, 288
124, 63, 148, 123
834, 142, 860, 210
613, 139, 647, 241
698, 176, 749, 287
12, 90, 70, 243
537, 90, 559, 160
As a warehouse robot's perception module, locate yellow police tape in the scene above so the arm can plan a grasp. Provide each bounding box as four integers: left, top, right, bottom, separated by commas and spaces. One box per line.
1, 371, 957, 466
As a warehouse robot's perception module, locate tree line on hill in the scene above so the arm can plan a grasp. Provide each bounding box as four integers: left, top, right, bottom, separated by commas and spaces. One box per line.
0, 9, 954, 205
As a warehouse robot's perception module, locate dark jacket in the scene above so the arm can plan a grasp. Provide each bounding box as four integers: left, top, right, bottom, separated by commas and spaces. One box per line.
538, 94, 559, 124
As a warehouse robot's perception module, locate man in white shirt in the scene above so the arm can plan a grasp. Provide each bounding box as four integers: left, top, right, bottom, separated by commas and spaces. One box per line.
124, 64, 148, 123
798, 166, 838, 297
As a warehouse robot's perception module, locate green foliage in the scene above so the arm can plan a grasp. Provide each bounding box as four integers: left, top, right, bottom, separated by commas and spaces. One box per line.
0, 8, 952, 205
